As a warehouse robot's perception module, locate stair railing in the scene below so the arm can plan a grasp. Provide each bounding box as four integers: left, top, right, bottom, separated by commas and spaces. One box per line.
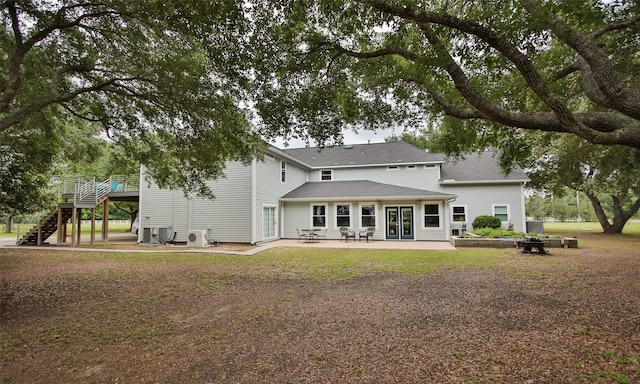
96, 177, 112, 202
76, 178, 95, 203
15, 211, 48, 244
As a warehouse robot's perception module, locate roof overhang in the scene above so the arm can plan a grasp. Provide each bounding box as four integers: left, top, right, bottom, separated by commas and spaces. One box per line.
280, 194, 457, 202
440, 179, 530, 185
280, 180, 457, 202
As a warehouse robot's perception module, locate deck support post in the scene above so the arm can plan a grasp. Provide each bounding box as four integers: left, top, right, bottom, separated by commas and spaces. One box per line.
90, 208, 96, 245
56, 207, 63, 245
76, 208, 82, 245
71, 207, 77, 246
102, 199, 109, 243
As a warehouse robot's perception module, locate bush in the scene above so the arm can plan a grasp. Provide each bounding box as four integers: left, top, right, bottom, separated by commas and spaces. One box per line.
472, 215, 503, 230
473, 228, 526, 238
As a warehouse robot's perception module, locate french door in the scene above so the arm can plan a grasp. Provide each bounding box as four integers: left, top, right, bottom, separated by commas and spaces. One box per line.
385, 206, 414, 240
262, 206, 277, 239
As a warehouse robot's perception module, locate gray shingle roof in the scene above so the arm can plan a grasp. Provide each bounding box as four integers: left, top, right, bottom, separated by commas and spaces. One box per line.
281, 180, 456, 201
440, 152, 529, 182
281, 141, 445, 168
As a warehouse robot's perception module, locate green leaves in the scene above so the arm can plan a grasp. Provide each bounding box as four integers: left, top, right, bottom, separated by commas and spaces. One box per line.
1, 0, 264, 205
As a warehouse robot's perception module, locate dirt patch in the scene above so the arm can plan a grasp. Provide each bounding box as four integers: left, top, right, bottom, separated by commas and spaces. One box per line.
1, 242, 639, 383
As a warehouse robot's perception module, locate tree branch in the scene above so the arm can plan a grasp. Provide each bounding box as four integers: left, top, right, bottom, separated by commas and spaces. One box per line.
1, 1, 126, 114
0, 78, 120, 133
591, 14, 640, 39
357, 0, 586, 132
521, 0, 640, 119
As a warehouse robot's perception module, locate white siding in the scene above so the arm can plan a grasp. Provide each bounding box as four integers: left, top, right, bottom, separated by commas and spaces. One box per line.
139, 162, 253, 243
309, 166, 442, 190
440, 183, 526, 232
254, 157, 308, 243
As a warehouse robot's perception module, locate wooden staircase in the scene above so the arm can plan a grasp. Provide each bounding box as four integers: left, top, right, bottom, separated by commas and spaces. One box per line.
17, 207, 73, 245
16, 176, 131, 246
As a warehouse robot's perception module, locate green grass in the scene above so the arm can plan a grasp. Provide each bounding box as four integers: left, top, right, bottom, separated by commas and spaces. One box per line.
0, 246, 518, 281
544, 220, 640, 235
0, 222, 132, 238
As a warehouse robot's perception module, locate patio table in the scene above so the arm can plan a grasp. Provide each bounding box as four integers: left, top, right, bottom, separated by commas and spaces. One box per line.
301, 228, 321, 243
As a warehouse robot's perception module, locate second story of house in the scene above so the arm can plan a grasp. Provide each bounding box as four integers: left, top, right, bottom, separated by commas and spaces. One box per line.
266, 140, 528, 193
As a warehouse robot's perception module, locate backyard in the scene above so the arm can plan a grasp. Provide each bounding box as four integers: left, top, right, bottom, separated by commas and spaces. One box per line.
1, 224, 639, 383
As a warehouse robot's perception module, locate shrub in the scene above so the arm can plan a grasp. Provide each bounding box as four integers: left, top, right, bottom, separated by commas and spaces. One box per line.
473, 228, 526, 238
472, 215, 503, 230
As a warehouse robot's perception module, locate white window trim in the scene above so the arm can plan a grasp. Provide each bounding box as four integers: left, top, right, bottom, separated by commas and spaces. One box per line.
422, 202, 443, 229
334, 202, 353, 229
310, 203, 328, 228
451, 204, 468, 223
386, 166, 399, 171
492, 204, 510, 223
406, 165, 417, 170
358, 202, 378, 229
320, 169, 333, 181
280, 160, 286, 184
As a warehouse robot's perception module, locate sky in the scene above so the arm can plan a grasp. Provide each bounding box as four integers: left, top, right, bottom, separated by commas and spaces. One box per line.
271, 127, 399, 149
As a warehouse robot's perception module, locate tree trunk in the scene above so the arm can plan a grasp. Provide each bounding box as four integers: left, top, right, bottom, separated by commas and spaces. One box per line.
130, 212, 138, 231
4, 215, 13, 233
586, 193, 640, 234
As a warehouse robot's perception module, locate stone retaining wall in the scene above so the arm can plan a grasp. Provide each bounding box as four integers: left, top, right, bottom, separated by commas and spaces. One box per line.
451, 237, 578, 248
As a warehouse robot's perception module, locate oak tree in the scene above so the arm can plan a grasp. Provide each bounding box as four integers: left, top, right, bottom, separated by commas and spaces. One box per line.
1, 0, 263, 204
254, 0, 640, 150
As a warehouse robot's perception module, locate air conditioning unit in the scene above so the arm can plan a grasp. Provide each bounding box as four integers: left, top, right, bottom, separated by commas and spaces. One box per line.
187, 230, 208, 247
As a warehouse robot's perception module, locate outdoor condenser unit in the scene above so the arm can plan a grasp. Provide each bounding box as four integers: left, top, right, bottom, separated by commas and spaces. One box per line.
187, 230, 208, 247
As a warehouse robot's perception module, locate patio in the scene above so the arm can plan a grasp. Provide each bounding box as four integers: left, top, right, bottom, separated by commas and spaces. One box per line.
258, 239, 456, 252
2, 235, 456, 255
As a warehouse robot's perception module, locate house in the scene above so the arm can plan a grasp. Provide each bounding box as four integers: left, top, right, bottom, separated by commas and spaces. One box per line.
137, 141, 529, 244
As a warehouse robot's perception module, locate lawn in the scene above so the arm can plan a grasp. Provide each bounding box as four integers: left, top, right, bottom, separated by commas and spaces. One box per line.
2, 230, 639, 383
0, 222, 133, 239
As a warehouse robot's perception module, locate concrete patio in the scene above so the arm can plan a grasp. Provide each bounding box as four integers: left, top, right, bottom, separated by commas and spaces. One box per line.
1, 234, 456, 255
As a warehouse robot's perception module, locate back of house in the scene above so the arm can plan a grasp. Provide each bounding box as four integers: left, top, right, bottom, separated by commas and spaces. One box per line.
138, 141, 529, 244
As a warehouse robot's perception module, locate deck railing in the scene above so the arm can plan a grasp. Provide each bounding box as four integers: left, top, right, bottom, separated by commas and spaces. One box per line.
59, 175, 139, 204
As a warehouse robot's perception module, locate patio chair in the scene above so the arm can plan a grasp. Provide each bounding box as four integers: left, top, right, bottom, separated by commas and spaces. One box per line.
339, 227, 356, 242
296, 228, 309, 242
359, 227, 376, 242
316, 228, 328, 242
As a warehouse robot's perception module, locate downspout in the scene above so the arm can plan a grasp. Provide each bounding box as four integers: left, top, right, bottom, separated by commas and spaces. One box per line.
520, 182, 527, 232
251, 158, 257, 244
446, 197, 457, 239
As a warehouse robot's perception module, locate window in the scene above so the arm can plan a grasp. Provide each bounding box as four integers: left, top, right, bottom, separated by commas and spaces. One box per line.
320, 169, 333, 181
407, 165, 417, 170
360, 204, 376, 227
312, 205, 326, 227
336, 204, 351, 227
493, 205, 509, 222
452, 206, 467, 222
280, 161, 286, 183
387, 166, 399, 171
424, 204, 440, 228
